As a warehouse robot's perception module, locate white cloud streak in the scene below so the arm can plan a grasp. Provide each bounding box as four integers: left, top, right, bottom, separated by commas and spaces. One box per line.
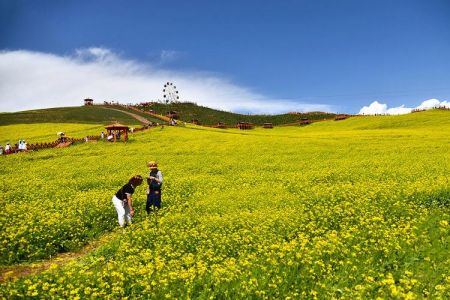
159, 50, 180, 64
0, 48, 334, 114
358, 99, 449, 115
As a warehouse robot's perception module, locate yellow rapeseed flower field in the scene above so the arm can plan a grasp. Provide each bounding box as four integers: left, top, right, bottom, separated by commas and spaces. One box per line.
0, 110, 449, 299
0, 123, 105, 145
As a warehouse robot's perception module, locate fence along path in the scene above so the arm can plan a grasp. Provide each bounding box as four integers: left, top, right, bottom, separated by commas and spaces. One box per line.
3, 106, 163, 155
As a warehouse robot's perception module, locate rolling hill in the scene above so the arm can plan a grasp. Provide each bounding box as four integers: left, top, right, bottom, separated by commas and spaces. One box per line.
0, 107, 449, 299
146, 102, 336, 125
0, 103, 337, 126
0, 106, 149, 126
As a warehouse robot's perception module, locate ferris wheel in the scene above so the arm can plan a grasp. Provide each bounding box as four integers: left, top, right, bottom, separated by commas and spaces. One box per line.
162, 82, 179, 103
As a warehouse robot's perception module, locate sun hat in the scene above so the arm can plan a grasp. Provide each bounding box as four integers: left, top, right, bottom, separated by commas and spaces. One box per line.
147, 161, 158, 169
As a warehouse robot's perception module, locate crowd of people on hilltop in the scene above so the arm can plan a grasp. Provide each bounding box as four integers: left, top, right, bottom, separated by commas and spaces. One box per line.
0, 140, 27, 155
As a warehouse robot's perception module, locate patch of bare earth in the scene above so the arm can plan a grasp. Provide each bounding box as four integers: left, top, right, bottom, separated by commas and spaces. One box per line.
0, 232, 115, 282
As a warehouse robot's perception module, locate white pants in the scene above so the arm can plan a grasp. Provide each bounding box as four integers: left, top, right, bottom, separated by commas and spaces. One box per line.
112, 195, 132, 227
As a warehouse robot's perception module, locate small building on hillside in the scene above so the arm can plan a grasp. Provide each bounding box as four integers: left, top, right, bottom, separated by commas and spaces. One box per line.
214, 122, 227, 129
263, 123, 273, 128
191, 119, 200, 125
299, 118, 311, 125
166, 111, 178, 119
237, 122, 255, 130
335, 114, 350, 121
84, 98, 94, 106
105, 123, 129, 142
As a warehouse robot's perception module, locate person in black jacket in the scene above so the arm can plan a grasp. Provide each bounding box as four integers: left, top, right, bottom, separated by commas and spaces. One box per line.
112, 175, 143, 227
146, 161, 163, 213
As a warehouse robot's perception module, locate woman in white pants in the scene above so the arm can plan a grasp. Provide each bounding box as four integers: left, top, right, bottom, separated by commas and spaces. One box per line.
112, 175, 143, 227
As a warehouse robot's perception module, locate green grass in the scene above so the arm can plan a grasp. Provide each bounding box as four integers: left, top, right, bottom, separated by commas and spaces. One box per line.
0, 106, 142, 126
0, 103, 336, 127
104, 105, 165, 124
145, 102, 336, 125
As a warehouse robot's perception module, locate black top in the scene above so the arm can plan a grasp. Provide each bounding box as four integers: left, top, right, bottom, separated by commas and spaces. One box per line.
115, 183, 135, 201
147, 170, 162, 191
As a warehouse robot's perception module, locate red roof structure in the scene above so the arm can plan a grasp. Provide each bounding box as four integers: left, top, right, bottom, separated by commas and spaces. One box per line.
105, 123, 129, 142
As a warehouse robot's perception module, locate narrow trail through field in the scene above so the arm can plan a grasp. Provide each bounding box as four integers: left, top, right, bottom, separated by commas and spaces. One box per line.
0, 231, 117, 283
101, 107, 152, 125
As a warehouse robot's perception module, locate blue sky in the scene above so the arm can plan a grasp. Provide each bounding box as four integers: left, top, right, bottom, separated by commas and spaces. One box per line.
1, 0, 450, 114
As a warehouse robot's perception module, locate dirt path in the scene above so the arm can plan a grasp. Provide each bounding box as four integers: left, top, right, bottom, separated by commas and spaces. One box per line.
55, 141, 73, 148
125, 106, 171, 122
101, 107, 152, 125
0, 231, 116, 282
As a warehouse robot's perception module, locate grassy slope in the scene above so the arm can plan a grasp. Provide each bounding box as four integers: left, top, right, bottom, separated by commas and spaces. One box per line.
0, 106, 142, 126
0, 103, 335, 128
1, 110, 449, 298
311, 109, 450, 130
0, 123, 106, 145
147, 102, 336, 125
103, 105, 165, 124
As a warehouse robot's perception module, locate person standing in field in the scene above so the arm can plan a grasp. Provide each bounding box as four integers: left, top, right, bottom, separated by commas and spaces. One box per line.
146, 161, 163, 213
112, 175, 143, 227
5, 143, 11, 154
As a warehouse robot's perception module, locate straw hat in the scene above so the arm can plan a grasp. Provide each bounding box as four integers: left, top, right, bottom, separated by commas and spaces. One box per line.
147, 161, 158, 169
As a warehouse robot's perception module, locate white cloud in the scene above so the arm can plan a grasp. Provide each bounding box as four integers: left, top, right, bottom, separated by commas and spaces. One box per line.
0, 48, 334, 114
358, 98, 449, 115
415, 98, 441, 110
359, 101, 394, 115
386, 105, 412, 115
441, 101, 450, 108
159, 50, 180, 63
360, 101, 386, 115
